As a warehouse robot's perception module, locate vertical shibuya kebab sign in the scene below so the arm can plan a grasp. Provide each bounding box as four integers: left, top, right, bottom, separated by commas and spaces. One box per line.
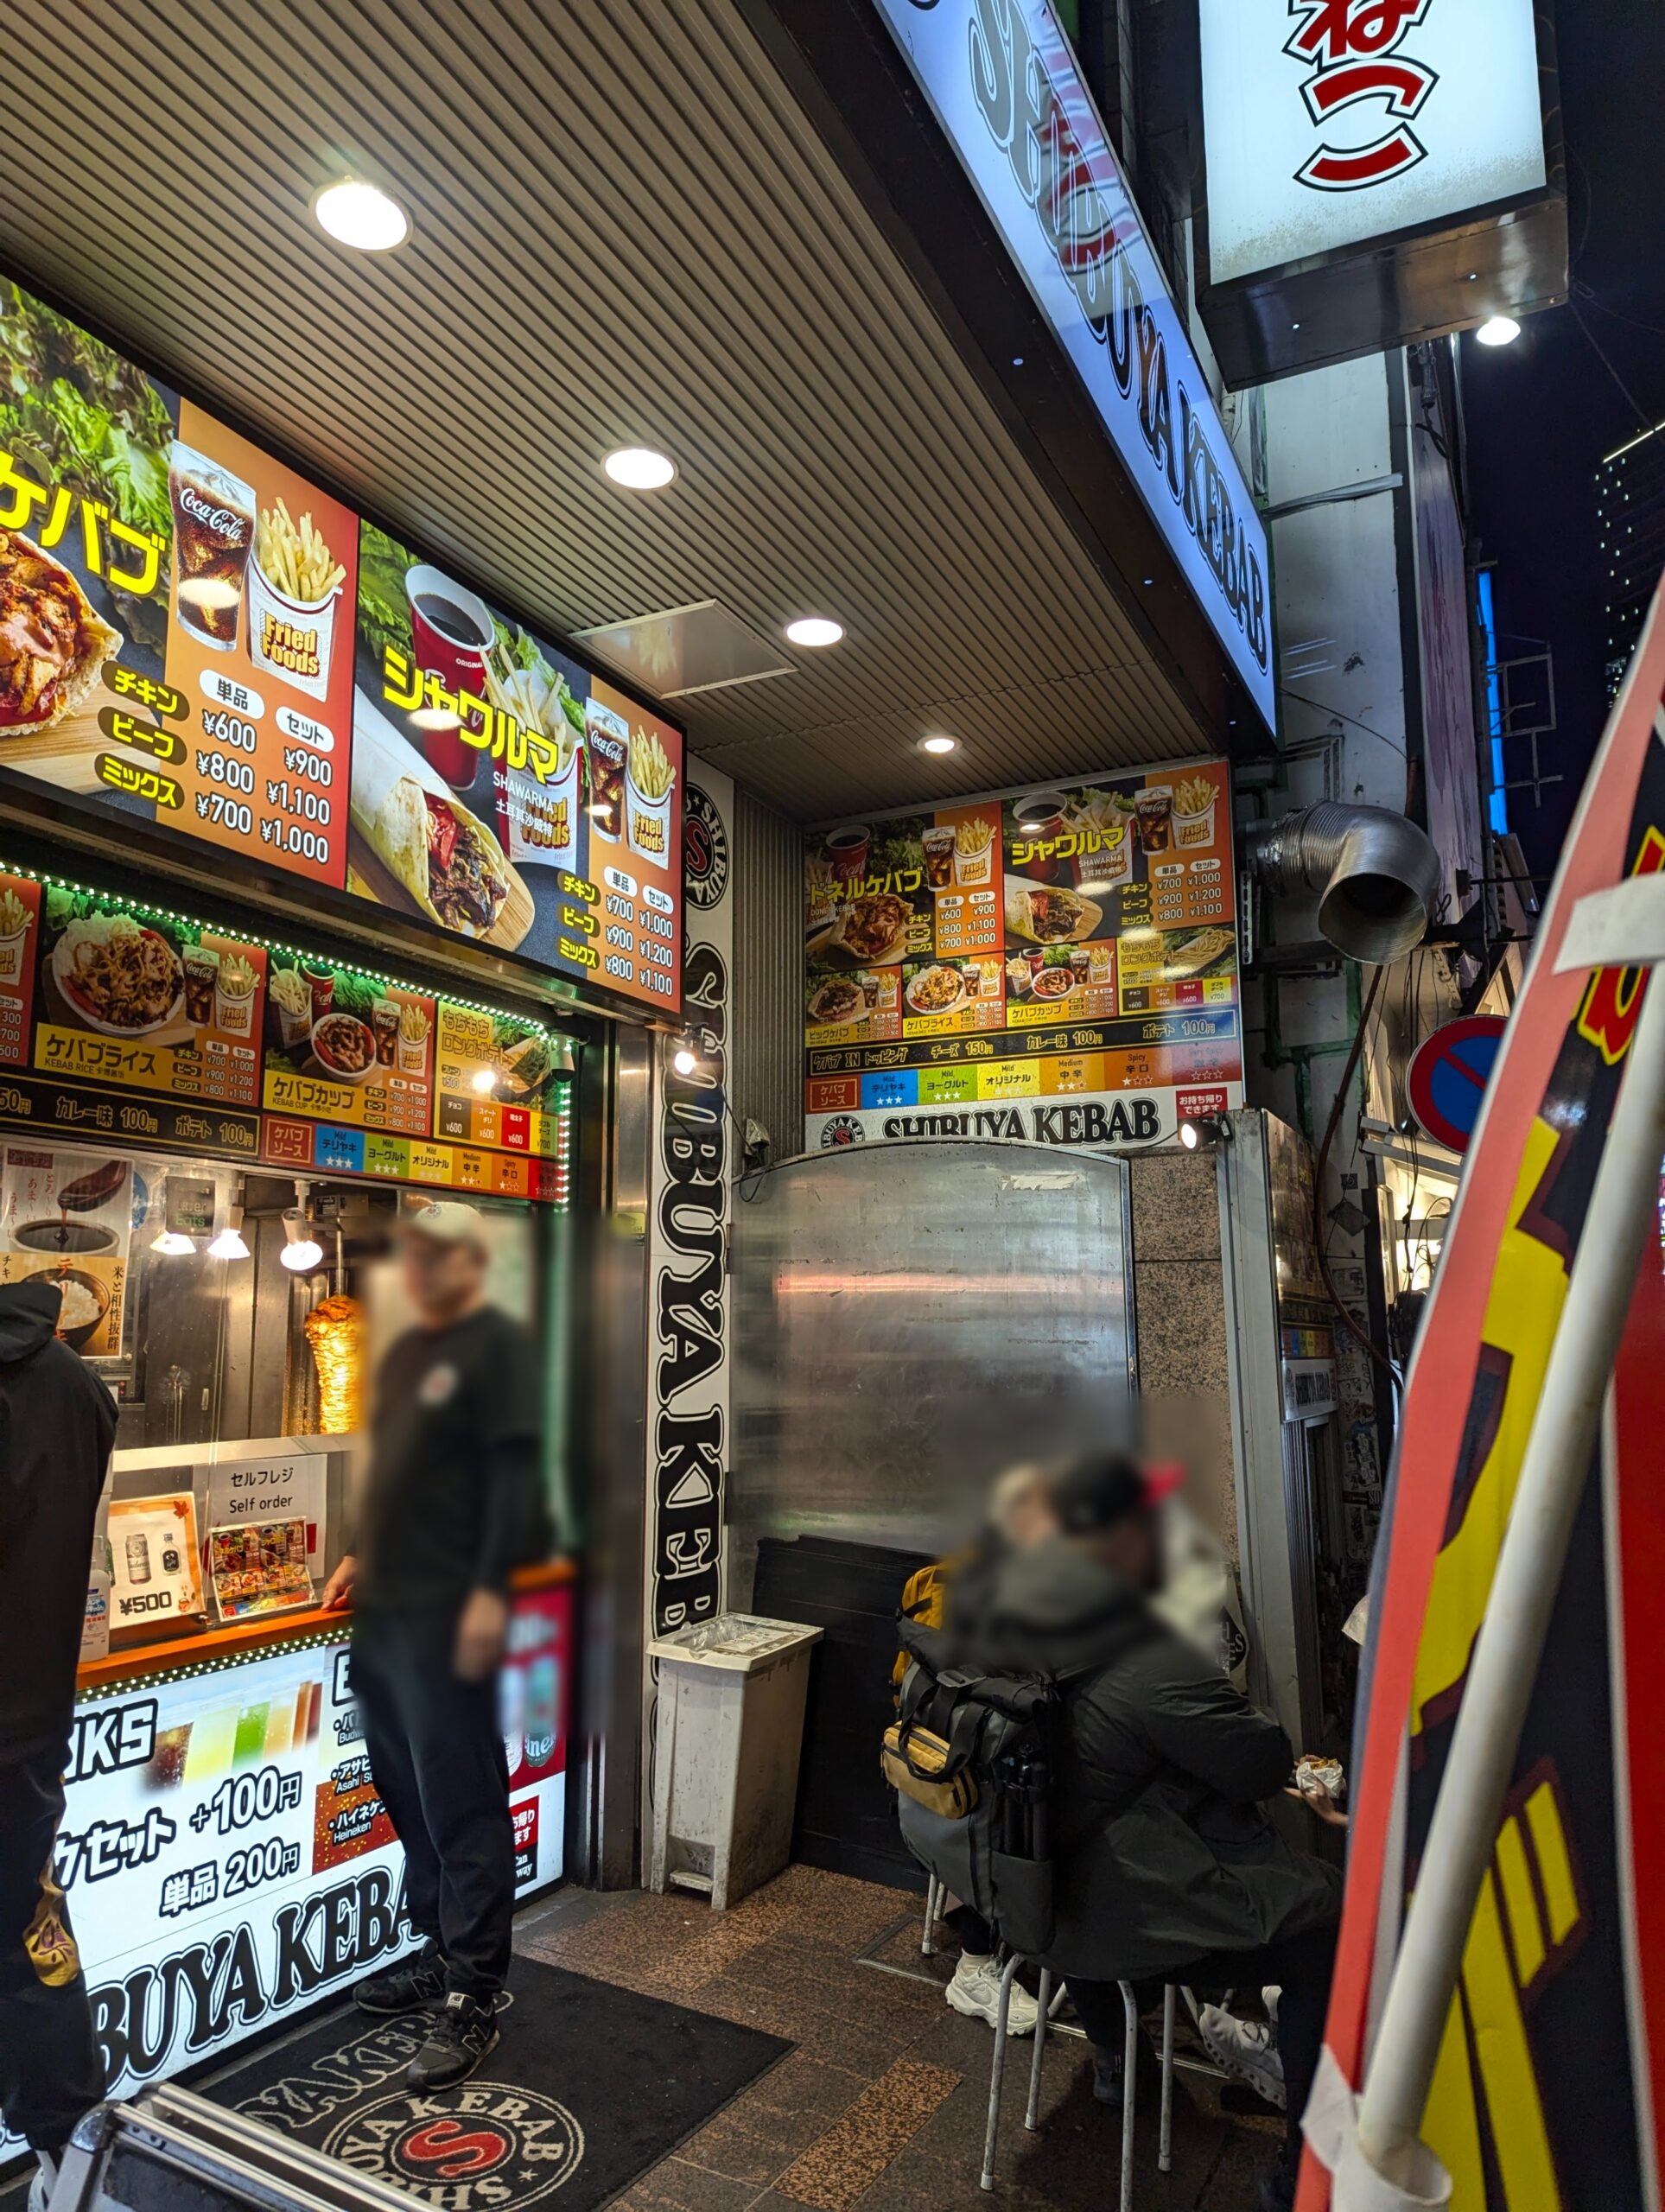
872, 0, 1274, 730
644, 760, 734, 1772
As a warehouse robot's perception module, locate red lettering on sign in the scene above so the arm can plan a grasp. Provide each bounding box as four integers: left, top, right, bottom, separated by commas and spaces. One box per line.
1284, 0, 1438, 194
1577, 826, 1665, 1067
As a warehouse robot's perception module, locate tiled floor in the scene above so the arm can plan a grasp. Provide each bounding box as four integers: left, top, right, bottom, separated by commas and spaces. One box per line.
516, 1866, 1282, 2211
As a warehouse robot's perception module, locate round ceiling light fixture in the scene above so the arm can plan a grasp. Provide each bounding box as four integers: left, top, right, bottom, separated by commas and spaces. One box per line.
603, 446, 677, 490
785, 616, 844, 649
312, 178, 410, 252
1475, 315, 1522, 347
920, 734, 956, 755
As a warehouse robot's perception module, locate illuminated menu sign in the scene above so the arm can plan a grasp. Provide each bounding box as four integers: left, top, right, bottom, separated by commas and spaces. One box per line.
0, 868, 572, 1204
0, 277, 682, 1018
803, 760, 1243, 1149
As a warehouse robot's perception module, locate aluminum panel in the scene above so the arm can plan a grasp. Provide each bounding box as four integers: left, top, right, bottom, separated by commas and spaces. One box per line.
730, 1139, 1134, 1596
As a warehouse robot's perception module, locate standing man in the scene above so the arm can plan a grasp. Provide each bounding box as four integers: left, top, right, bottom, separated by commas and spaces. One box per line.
322, 1202, 546, 2090
0, 1277, 118, 2209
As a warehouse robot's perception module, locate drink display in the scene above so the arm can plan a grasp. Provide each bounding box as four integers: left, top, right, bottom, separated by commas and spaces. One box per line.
923, 826, 956, 890
169, 444, 256, 651
584, 702, 630, 838
181, 946, 219, 1027
405, 565, 496, 791
1135, 785, 1174, 853
372, 998, 400, 1066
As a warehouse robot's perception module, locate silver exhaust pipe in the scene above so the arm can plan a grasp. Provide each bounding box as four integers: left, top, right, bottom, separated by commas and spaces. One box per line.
1243, 801, 1443, 962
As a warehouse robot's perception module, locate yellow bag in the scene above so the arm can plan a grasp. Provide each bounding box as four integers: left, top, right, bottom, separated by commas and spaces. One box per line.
881, 1719, 979, 1820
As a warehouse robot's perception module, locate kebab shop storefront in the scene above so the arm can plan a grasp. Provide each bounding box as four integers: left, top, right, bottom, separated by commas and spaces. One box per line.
0, 278, 689, 2139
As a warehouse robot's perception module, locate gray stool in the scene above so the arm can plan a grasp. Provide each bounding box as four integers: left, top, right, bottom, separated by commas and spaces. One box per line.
982, 1958, 1178, 2205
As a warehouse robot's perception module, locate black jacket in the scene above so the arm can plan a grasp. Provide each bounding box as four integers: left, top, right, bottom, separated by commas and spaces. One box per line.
982, 1540, 1342, 1981
0, 1281, 118, 1758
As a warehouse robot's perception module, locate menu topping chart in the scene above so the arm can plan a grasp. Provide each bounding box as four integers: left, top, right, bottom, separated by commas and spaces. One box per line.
0, 277, 682, 1019
803, 760, 1243, 1149
0, 867, 573, 1203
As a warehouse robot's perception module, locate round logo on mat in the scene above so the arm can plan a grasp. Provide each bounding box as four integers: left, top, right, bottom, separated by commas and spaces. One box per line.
324, 2082, 585, 2208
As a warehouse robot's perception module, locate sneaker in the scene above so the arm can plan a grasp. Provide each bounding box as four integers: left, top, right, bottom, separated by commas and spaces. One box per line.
1198, 2001, 1286, 2110
1092, 2053, 1125, 2109
405, 1991, 501, 2089
945, 1955, 1039, 2037
356, 1941, 447, 2016
27, 2152, 57, 2212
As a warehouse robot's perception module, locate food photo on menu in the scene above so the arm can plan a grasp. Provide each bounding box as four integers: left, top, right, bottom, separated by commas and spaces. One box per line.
29, 884, 267, 1104
351, 520, 599, 956
0, 1144, 131, 1357
263, 954, 434, 1128
207, 1516, 314, 1623
0, 279, 361, 884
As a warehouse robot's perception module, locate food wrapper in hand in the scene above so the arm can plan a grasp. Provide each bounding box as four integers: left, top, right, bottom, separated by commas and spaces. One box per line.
1296, 1755, 1345, 1802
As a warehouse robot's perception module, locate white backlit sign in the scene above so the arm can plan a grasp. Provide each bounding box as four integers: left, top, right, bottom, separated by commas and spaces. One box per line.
1200, 0, 1547, 284
873, 0, 1275, 730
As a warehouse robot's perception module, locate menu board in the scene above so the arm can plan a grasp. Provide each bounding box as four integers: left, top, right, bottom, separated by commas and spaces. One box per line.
0, 278, 682, 1018
0, 866, 573, 1204
0, 1142, 132, 1355
803, 760, 1243, 1149
32, 887, 266, 1109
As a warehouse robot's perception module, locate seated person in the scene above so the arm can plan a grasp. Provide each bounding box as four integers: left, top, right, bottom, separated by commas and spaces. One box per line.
977, 1452, 1341, 2212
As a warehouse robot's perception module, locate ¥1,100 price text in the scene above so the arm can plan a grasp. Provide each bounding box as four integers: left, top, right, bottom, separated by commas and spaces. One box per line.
188, 1763, 303, 1837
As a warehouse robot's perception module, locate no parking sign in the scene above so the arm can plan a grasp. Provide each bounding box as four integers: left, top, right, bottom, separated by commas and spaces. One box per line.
1406, 1014, 1508, 1154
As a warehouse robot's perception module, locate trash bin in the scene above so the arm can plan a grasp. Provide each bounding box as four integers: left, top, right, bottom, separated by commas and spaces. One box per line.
646, 1612, 824, 1910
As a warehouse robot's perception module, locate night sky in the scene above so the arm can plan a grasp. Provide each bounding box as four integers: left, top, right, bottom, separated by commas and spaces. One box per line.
1461, 0, 1665, 882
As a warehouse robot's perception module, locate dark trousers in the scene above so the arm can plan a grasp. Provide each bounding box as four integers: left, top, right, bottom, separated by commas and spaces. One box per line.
1070, 1920, 1338, 2178
944, 1903, 996, 1956
352, 1607, 514, 2002
0, 1745, 104, 2158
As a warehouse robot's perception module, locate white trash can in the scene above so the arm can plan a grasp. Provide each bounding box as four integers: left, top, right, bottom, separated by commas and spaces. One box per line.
646, 1613, 824, 1910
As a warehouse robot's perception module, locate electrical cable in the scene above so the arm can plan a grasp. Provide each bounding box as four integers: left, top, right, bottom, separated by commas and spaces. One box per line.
1570, 299, 1653, 435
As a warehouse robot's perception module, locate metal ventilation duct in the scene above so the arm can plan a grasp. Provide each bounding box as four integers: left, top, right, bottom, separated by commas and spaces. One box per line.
1244, 802, 1443, 963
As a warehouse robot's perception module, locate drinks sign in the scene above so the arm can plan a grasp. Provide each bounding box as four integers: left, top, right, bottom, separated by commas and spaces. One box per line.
0, 278, 683, 1018
803, 758, 1243, 1149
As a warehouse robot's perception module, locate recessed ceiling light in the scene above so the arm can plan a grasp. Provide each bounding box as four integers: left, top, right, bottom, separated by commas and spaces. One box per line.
785, 617, 844, 648
1476, 315, 1522, 347
921, 734, 956, 755
603, 446, 677, 490
312, 179, 409, 252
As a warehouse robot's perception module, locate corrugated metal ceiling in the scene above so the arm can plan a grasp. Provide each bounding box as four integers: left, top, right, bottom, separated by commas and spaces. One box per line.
5, 0, 1205, 818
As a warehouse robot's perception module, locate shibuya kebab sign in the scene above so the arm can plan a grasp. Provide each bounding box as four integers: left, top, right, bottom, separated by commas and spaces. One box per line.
872, 0, 1274, 730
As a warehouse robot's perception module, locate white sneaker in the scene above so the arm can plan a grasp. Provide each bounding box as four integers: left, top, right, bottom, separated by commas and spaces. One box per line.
1198, 2001, 1286, 2109
946, 1954, 1039, 2036
28, 2152, 58, 2212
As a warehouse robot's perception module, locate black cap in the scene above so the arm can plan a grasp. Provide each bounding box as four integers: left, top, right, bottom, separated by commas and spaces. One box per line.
1052, 1453, 1153, 1535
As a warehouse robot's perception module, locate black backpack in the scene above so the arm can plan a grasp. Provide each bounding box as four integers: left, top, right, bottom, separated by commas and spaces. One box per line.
882, 1616, 1074, 1958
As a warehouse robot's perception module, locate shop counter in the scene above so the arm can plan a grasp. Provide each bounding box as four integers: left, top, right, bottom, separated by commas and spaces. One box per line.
2, 1563, 576, 2160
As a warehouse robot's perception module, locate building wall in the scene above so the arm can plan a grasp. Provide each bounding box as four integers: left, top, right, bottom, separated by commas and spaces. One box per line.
732, 783, 804, 1161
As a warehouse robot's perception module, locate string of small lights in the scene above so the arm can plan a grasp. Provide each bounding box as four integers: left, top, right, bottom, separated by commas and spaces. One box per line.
79, 1625, 347, 1703
5, 853, 582, 1046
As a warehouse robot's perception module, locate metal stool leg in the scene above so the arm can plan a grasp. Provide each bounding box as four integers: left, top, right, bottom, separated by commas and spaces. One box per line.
1159, 1983, 1176, 2173
1025, 1968, 1052, 2132
1119, 1981, 1138, 2212
923, 1873, 940, 1958
981, 1954, 1021, 2191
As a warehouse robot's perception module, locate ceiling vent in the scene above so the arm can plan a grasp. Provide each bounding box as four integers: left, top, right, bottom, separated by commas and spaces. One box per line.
571, 600, 795, 699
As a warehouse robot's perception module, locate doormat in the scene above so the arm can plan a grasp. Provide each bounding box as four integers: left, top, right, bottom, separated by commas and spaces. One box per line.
201, 1956, 790, 2209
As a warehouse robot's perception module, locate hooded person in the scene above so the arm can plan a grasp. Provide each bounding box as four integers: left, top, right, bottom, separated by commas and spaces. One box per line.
0, 1278, 118, 2208
976, 1452, 1339, 2212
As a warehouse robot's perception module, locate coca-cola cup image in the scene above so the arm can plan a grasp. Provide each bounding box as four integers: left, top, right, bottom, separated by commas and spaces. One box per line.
169, 443, 256, 652
404, 563, 496, 792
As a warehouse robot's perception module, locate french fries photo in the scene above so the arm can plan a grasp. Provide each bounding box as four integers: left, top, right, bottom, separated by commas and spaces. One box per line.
628, 723, 677, 802
256, 497, 346, 605
1172, 773, 1216, 818
956, 817, 995, 857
